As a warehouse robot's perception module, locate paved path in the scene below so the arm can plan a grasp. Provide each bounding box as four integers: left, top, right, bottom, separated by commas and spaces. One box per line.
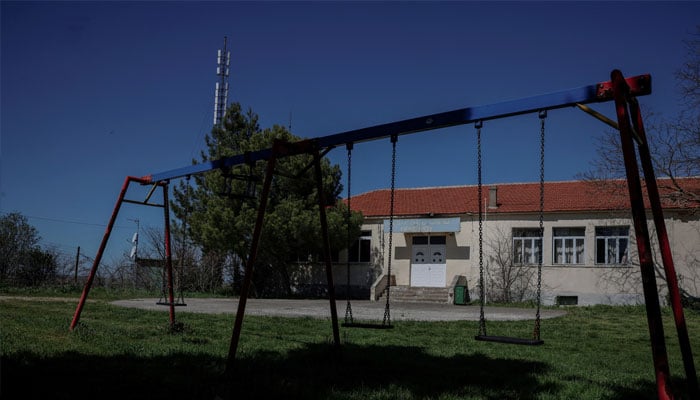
111, 298, 566, 322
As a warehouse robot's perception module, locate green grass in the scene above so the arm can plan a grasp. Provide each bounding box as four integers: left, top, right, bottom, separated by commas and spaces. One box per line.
0, 284, 232, 301
1, 295, 699, 400
0, 284, 152, 300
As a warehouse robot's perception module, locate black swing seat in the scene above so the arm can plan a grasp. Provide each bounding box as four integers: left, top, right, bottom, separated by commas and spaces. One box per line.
156, 301, 187, 307
342, 322, 394, 330
475, 335, 543, 346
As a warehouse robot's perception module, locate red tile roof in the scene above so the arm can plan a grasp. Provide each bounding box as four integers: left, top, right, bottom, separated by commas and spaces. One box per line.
348, 178, 700, 218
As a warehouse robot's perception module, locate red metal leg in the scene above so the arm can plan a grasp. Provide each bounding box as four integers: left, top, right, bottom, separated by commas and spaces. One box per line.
628, 98, 699, 398
162, 183, 176, 328
611, 70, 674, 400
313, 148, 341, 348
224, 141, 279, 375
70, 176, 135, 330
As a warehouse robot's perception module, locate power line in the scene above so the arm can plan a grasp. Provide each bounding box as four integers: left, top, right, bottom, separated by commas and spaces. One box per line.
0, 211, 131, 229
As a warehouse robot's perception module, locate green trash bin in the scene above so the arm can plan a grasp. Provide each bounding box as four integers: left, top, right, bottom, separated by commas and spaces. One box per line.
454, 285, 469, 305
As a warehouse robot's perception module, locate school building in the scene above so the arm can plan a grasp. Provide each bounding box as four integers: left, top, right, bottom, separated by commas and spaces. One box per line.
329, 177, 700, 306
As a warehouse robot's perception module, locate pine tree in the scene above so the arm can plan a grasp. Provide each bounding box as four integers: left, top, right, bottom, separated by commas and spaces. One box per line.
171, 103, 362, 295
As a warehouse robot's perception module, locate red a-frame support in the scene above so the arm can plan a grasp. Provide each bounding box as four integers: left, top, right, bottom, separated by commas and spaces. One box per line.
224, 140, 341, 376
69, 177, 177, 330
611, 70, 698, 400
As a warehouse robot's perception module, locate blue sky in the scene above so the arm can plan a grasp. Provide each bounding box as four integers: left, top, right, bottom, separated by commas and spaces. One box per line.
1, 1, 698, 267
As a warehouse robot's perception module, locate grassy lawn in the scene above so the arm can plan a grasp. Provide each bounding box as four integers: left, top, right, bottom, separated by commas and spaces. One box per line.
1, 293, 699, 399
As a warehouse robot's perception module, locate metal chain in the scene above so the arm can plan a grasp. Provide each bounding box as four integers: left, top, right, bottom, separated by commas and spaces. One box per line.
179, 175, 192, 304
476, 121, 486, 337
162, 178, 191, 305
344, 143, 354, 325
172, 176, 193, 305
383, 135, 397, 326
534, 110, 546, 340
183, 175, 191, 247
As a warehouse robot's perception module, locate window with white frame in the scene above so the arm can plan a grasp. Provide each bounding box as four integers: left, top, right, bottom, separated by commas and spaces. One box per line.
595, 226, 629, 265
553, 227, 585, 265
349, 230, 372, 263
513, 228, 542, 265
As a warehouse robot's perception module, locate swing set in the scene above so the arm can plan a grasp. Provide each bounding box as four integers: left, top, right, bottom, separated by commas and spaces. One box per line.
69, 70, 697, 399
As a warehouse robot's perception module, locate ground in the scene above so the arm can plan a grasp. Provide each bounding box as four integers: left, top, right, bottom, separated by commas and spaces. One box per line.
110, 297, 567, 322
2, 295, 698, 399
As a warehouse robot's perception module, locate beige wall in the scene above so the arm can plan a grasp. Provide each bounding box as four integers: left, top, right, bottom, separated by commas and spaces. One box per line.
288, 262, 375, 288
359, 210, 700, 305
666, 211, 700, 296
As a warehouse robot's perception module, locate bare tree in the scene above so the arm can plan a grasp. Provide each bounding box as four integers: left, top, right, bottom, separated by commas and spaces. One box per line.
581, 28, 700, 302
595, 217, 700, 305
483, 226, 537, 303
130, 226, 167, 290
140, 224, 231, 293
583, 28, 700, 205
677, 27, 700, 112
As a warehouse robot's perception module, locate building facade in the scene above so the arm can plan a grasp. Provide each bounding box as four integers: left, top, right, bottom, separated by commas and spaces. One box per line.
334, 178, 700, 306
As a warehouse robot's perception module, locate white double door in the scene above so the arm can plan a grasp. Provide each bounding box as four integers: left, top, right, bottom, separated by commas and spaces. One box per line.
410, 235, 446, 287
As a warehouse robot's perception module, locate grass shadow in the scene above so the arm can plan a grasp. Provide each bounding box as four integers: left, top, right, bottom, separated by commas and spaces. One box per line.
6, 341, 693, 399
3, 343, 556, 400
605, 377, 698, 400
223, 343, 557, 399
2, 351, 222, 400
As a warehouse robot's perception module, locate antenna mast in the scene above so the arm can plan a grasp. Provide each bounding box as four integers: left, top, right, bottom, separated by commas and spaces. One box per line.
213, 36, 231, 127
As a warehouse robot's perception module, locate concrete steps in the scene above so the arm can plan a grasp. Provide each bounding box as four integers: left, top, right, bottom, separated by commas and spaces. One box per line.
386, 285, 450, 304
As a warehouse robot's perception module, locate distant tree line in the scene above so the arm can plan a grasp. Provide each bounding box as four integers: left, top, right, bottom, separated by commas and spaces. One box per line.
0, 212, 58, 286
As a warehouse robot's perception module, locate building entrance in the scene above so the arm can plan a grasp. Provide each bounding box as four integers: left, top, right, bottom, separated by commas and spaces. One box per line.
410, 235, 446, 287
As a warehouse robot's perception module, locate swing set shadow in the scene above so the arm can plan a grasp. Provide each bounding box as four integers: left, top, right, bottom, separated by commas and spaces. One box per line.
68, 70, 697, 400
4, 343, 555, 399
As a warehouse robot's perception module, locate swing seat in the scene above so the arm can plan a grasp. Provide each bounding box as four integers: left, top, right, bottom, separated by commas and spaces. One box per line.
342, 322, 393, 329
475, 335, 543, 346
156, 301, 187, 307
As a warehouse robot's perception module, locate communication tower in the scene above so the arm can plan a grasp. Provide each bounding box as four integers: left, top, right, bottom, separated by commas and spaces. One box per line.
213, 36, 231, 126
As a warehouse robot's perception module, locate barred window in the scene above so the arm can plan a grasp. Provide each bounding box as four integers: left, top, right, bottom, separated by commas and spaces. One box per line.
553, 227, 585, 265
595, 226, 629, 265
513, 228, 542, 265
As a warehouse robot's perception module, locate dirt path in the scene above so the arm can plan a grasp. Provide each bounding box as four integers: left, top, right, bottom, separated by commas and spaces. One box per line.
111, 298, 567, 322
0, 295, 566, 322
0, 296, 84, 303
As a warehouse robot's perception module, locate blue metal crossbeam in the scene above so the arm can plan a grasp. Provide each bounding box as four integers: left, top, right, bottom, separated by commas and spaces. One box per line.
144, 73, 650, 183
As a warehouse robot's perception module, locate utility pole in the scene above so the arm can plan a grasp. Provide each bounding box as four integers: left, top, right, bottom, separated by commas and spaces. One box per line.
74, 246, 80, 284
129, 218, 140, 261
129, 218, 140, 289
